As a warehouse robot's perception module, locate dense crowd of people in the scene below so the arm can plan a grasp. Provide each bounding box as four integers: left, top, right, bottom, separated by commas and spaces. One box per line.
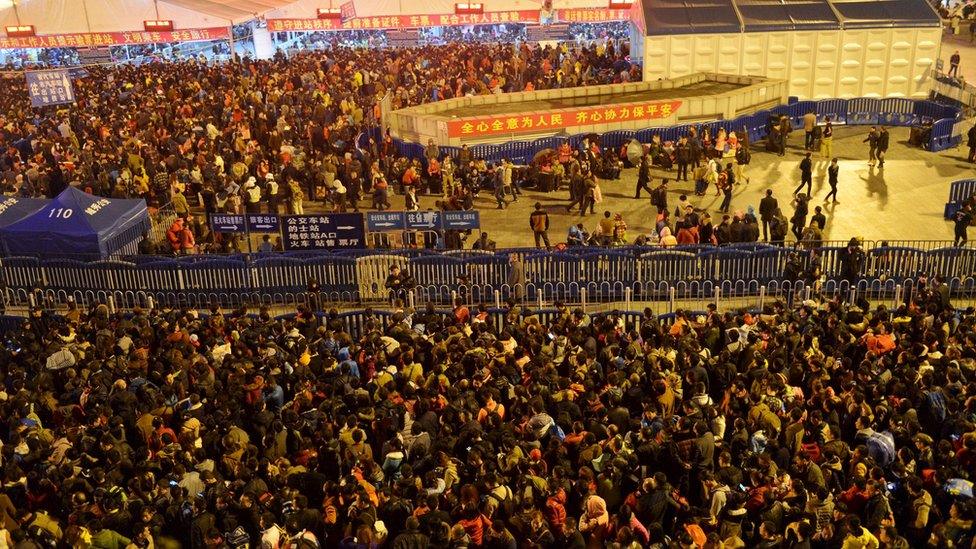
1, 264, 975, 549
0, 38, 635, 253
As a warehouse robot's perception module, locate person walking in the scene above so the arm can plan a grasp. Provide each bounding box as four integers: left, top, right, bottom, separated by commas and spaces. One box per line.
794, 152, 813, 196
877, 126, 890, 168
811, 206, 827, 233
864, 127, 879, 166
719, 164, 734, 213
530, 202, 551, 250
579, 174, 597, 216
634, 154, 653, 198
803, 110, 817, 150
821, 116, 834, 159
824, 158, 839, 202
791, 194, 809, 241
949, 50, 961, 77
954, 203, 972, 246
759, 189, 778, 241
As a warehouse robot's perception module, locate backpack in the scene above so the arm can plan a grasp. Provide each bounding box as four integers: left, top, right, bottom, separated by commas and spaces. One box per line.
486, 486, 516, 521
800, 442, 823, 464
925, 390, 947, 423
549, 421, 566, 441
866, 430, 896, 467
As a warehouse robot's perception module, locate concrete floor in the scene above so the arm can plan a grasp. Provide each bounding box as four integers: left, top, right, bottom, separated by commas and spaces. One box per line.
338, 124, 971, 249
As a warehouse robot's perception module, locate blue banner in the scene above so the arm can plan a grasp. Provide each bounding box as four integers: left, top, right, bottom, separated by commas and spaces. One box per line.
26, 70, 76, 108
366, 211, 406, 232
246, 214, 280, 233
442, 211, 480, 230
405, 210, 441, 231
282, 213, 365, 250
210, 214, 245, 233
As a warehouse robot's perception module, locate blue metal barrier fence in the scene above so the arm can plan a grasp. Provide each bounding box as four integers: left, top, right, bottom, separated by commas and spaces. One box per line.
4, 241, 976, 310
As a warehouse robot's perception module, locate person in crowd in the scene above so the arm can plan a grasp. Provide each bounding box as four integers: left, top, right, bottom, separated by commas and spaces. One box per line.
950, 49, 962, 77
953, 202, 972, 246
825, 157, 840, 203
821, 116, 834, 160
877, 126, 890, 169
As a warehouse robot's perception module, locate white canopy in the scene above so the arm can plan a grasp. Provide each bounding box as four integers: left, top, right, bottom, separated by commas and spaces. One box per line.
0, 0, 610, 31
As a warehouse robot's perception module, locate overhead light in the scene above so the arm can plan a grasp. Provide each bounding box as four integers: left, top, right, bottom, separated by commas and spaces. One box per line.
455, 3, 485, 15
5, 25, 36, 38
317, 8, 341, 18
608, 0, 633, 9
144, 20, 174, 31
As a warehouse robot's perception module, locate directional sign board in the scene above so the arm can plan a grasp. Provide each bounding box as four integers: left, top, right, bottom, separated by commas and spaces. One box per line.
405, 210, 441, 231
246, 214, 280, 233
282, 213, 365, 250
210, 214, 245, 233
366, 211, 406, 232
442, 211, 480, 230
26, 70, 76, 108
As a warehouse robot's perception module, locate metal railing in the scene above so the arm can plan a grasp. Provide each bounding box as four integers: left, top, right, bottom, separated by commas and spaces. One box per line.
4, 240, 976, 312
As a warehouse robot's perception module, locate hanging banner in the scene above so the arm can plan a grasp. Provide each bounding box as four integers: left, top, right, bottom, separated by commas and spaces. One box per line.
340, 1, 358, 23
268, 10, 541, 32
554, 8, 631, 23
0, 27, 231, 50
26, 70, 75, 108
447, 100, 683, 138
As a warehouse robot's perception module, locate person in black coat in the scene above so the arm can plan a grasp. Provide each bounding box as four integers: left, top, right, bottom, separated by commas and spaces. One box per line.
840, 238, 865, 282
634, 155, 652, 198
759, 190, 778, 241
794, 153, 813, 196
876, 126, 890, 168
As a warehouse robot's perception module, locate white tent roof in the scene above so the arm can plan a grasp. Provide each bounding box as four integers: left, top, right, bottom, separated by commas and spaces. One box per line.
1, 0, 612, 32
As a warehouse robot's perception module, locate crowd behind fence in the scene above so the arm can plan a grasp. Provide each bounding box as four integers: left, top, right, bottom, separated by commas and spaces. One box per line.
4, 240, 976, 312
371, 97, 962, 166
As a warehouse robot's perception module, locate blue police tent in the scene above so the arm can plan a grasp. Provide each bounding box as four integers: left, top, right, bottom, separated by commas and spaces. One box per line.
0, 196, 49, 229
0, 187, 150, 259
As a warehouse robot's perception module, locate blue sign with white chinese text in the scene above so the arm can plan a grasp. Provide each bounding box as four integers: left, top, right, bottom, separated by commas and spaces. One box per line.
210, 214, 245, 233
246, 214, 280, 233
366, 211, 406, 232
282, 213, 365, 250
26, 70, 76, 108
405, 210, 441, 231
442, 211, 480, 230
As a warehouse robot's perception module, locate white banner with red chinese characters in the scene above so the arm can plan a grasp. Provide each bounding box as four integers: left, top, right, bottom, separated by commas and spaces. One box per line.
268, 10, 541, 32
0, 27, 230, 50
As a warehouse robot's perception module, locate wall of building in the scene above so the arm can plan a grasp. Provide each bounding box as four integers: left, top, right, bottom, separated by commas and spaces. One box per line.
643, 27, 942, 99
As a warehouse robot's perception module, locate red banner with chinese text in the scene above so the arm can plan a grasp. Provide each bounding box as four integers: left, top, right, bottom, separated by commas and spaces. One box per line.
268, 10, 541, 32
0, 27, 230, 50
554, 8, 631, 22
447, 100, 683, 138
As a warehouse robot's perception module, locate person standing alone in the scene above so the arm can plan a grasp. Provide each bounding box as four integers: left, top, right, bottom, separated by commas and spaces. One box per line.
954, 203, 972, 246
821, 116, 834, 159
530, 202, 551, 250
803, 110, 817, 150
824, 158, 839, 203
759, 189, 778, 242
950, 50, 961, 77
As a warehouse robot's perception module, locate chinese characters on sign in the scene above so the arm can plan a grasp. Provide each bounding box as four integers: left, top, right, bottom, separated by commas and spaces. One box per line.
0, 27, 231, 50
282, 214, 365, 250
553, 9, 631, 23
210, 214, 245, 233
366, 211, 407, 232
340, 1, 357, 23
267, 10, 541, 32
447, 100, 684, 138
245, 214, 280, 233
25, 70, 75, 108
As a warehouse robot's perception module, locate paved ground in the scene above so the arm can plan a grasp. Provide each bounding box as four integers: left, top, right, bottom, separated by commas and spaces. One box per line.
288, 125, 969, 249
437, 80, 743, 117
